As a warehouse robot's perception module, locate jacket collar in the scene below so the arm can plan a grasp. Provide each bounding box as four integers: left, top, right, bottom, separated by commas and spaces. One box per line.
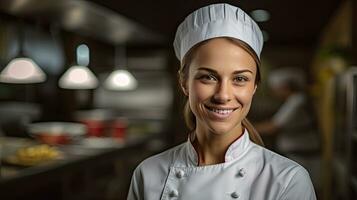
181, 129, 251, 167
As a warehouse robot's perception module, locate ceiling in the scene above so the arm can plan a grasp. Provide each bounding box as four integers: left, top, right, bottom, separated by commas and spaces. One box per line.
91, 0, 344, 47
0, 0, 345, 48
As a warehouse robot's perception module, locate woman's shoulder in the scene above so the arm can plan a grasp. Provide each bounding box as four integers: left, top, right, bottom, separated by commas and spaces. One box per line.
251, 143, 297, 163
249, 143, 310, 178
128, 143, 188, 200
248, 144, 316, 199
134, 142, 187, 173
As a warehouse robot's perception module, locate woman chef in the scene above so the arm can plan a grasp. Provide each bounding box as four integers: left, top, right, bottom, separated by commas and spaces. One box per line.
127, 3, 316, 200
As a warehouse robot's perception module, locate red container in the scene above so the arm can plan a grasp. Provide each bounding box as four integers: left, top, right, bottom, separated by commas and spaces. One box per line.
80, 120, 106, 137
111, 119, 127, 139
75, 109, 115, 137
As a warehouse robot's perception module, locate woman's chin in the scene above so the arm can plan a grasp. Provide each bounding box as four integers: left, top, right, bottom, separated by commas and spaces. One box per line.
196, 117, 244, 136
207, 123, 237, 136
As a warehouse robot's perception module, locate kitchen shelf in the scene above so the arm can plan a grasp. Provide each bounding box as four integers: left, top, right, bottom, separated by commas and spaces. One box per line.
330, 68, 357, 200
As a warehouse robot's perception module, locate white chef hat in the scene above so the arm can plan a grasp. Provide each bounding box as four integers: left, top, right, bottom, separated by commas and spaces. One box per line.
173, 3, 264, 63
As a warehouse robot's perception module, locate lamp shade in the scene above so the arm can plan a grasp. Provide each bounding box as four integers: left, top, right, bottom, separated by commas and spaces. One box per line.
104, 69, 137, 90
0, 57, 46, 83
58, 65, 98, 89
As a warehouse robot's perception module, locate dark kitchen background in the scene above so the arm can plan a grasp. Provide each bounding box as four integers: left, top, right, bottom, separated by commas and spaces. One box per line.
0, 0, 356, 200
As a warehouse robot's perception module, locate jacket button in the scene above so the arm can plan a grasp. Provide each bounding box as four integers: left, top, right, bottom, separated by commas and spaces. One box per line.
176, 170, 185, 178
231, 192, 239, 199
169, 189, 179, 198
237, 168, 245, 177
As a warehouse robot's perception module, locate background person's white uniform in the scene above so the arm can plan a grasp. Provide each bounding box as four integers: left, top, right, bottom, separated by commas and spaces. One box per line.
271, 93, 319, 152
127, 130, 316, 200
268, 67, 321, 189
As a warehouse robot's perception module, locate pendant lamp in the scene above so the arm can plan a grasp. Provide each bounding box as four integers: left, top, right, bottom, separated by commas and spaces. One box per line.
0, 23, 46, 83
104, 45, 137, 90
59, 44, 98, 89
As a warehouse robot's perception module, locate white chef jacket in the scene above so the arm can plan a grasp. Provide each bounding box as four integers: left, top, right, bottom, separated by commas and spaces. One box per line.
127, 129, 316, 200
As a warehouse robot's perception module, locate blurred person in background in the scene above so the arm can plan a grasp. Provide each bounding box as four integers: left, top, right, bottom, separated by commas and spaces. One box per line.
127, 4, 316, 200
255, 67, 321, 190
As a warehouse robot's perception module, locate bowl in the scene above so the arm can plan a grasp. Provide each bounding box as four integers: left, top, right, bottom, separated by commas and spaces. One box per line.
28, 122, 87, 145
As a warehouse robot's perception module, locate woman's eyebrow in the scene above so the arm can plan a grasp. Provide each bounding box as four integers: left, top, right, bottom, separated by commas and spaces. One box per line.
196, 67, 217, 74
197, 67, 253, 74
232, 69, 254, 74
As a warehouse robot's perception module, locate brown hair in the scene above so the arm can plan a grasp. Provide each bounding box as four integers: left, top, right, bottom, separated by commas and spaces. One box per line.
178, 38, 264, 146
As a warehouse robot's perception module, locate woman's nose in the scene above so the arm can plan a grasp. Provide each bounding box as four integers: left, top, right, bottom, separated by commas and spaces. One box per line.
212, 81, 232, 103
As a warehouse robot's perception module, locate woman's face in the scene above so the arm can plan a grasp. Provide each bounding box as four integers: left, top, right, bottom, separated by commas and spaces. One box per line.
183, 38, 257, 135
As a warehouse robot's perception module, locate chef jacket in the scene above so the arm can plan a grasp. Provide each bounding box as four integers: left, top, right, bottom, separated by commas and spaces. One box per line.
127, 129, 316, 200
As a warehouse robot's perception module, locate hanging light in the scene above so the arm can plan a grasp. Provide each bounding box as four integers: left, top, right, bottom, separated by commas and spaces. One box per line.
59, 44, 98, 89
0, 23, 46, 84
250, 9, 270, 22
105, 69, 137, 90
104, 45, 137, 90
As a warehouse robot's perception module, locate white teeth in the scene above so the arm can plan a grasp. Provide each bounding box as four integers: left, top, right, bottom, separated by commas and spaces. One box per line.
211, 108, 233, 114
205, 106, 235, 115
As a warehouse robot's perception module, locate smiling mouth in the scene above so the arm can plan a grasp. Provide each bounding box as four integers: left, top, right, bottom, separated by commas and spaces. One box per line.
204, 105, 237, 115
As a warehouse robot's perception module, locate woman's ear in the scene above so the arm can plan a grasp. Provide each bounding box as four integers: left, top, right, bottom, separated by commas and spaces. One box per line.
253, 85, 257, 95
180, 80, 189, 96
178, 71, 189, 96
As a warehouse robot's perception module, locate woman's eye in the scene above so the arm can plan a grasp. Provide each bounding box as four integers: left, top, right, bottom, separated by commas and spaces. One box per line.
200, 74, 217, 81
233, 76, 248, 83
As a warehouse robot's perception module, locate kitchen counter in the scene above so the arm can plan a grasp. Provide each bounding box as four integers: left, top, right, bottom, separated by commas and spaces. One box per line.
0, 133, 165, 200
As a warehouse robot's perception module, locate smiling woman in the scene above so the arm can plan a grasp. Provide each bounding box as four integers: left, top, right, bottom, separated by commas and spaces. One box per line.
180, 38, 262, 146
127, 3, 316, 200
182, 38, 257, 145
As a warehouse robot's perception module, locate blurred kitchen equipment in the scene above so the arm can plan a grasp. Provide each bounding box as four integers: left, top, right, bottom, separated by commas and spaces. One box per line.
111, 118, 128, 140
75, 109, 115, 137
79, 137, 124, 149
331, 67, 357, 199
28, 122, 86, 145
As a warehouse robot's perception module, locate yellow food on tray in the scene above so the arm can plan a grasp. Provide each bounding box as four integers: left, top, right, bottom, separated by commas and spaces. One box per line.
6, 144, 62, 166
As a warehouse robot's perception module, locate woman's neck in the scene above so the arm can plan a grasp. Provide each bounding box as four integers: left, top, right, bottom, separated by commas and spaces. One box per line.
192, 124, 244, 166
